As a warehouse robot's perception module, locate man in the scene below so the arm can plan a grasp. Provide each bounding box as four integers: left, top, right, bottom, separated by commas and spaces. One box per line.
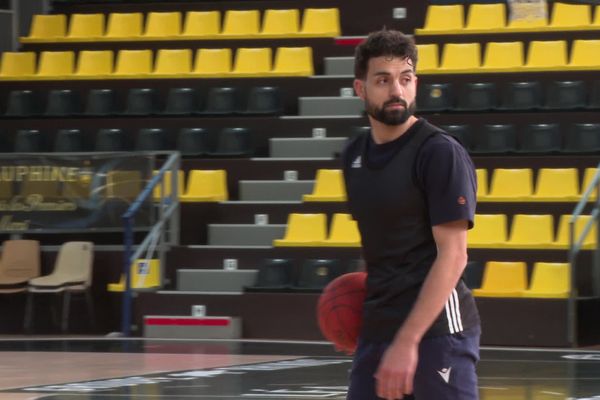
343, 30, 481, 400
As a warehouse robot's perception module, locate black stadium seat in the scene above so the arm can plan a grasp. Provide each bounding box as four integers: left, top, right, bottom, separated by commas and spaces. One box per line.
518, 123, 562, 154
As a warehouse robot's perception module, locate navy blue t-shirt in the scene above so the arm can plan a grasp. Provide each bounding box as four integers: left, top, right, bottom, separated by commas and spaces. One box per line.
365, 118, 476, 229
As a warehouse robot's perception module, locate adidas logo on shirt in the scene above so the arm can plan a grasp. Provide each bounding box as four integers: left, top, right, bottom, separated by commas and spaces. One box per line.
351, 156, 362, 168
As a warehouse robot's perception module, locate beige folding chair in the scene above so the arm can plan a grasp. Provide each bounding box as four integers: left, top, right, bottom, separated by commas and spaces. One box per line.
0, 240, 41, 294
25, 241, 94, 332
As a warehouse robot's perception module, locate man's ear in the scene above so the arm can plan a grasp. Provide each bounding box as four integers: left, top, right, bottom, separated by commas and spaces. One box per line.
353, 79, 365, 100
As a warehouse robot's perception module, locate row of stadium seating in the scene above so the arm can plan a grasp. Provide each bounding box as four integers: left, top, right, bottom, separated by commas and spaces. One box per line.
417, 3, 600, 35
418, 81, 600, 111
444, 123, 600, 154
1, 128, 253, 156
417, 40, 600, 73
0, 47, 314, 79
273, 212, 596, 250
21, 9, 340, 43
4, 87, 283, 117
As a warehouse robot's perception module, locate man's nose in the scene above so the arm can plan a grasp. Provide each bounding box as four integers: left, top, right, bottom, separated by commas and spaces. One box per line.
389, 79, 404, 97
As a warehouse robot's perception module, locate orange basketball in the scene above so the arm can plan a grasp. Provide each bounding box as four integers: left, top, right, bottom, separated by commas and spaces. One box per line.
317, 272, 367, 354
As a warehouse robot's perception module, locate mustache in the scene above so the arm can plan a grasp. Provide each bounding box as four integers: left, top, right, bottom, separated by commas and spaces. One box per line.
383, 97, 408, 108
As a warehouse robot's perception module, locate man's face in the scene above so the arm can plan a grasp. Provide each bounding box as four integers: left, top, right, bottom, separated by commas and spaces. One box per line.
353, 56, 417, 126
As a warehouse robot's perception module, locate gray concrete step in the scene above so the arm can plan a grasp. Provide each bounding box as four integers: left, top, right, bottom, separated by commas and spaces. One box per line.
269, 137, 348, 158
324, 56, 354, 76
144, 315, 241, 339
177, 269, 258, 292
208, 224, 286, 246
239, 180, 314, 201
299, 96, 363, 116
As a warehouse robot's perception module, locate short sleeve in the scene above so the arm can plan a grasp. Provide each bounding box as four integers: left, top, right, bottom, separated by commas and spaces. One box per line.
415, 134, 477, 229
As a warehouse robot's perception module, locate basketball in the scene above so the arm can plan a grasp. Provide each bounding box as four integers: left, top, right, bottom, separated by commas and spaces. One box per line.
317, 272, 367, 354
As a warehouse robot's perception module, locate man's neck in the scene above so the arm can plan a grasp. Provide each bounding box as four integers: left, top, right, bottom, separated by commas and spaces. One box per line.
369, 115, 419, 144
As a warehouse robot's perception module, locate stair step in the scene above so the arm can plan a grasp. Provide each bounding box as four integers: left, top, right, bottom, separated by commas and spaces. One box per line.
299, 97, 363, 116
177, 269, 258, 292
239, 180, 314, 201
144, 315, 241, 339
269, 137, 348, 158
208, 224, 286, 246
324, 57, 354, 76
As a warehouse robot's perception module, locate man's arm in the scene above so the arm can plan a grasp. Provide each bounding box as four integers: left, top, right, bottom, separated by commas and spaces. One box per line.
374, 219, 469, 400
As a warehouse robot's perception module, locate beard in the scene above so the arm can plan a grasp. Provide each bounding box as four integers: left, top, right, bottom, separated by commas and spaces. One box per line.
364, 96, 416, 126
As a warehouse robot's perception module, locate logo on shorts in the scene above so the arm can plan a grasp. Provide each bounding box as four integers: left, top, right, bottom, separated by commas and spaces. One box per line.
437, 367, 452, 384
457, 196, 466, 205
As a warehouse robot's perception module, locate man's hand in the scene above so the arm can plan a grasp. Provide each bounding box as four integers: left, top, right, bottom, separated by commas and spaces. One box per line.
374, 336, 418, 399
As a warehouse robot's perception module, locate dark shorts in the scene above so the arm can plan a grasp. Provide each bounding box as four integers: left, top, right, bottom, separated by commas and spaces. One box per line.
347, 326, 480, 400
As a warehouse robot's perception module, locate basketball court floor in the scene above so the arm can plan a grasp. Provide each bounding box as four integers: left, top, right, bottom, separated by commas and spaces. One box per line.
1, 337, 600, 400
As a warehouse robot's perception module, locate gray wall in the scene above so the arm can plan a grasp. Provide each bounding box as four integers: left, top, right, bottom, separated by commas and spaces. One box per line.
0, 0, 49, 53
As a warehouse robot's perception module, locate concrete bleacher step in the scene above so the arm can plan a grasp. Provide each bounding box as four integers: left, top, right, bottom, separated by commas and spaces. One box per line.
299, 97, 363, 116
208, 224, 286, 246
239, 180, 314, 201
269, 137, 348, 158
177, 269, 258, 292
324, 56, 354, 76
144, 315, 241, 339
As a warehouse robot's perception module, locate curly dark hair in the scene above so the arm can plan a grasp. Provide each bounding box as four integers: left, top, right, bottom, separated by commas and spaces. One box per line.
354, 29, 418, 79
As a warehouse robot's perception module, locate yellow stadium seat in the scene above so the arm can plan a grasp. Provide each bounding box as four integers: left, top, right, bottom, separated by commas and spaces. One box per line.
231, 48, 272, 77
106, 171, 143, 200
113, 49, 153, 77
191, 48, 232, 77
152, 170, 184, 200
472, 261, 527, 297
182, 11, 221, 38
415, 5, 464, 35
272, 47, 314, 76
0, 52, 36, 79
553, 214, 597, 250
273, 213, 327, 247
568, 40, 600, 69
74, 50, 114, 78
21, 14, 67, 42
152, 49, 192, 76
476, 169, 488, 199
521, 262, 570, 298
464, 3, 506, 32
507, 214, 555, 249
481, 41, 524, 72
532, 168, 580, 201
416, 44, 439, 73
594, 5, 600, 27
582, 168, 599, 201
438, 43, 481, 73
36, 51, 75, 78
105, 13, 143, 39
484, 168, 533, 202
320, 213, 361, 247
180, 170, 228, 202
523, 40, 568, 71
467, 214, 507, 248
303, 169, 346, 202
221, 10, 260, 37
299, 8, 340, 37
549, 2, 591, 30
261, 9, 300, 37
144, 12, 182, 39
67, 14, 105, 40
107, 259, 161, 292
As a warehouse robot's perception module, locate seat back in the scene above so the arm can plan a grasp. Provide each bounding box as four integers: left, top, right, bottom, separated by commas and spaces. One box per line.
232, 48, 272, 75
508, 214, 555, 247
124, 88, 159, 115
416, 83, 453, 111
554, 214, 597, 248
75, 50, 114, 77
569, 40, 600, 68
544, 80, 586, 109
27, 14, 67, 39
152, 170, 184, 199
52, 242, 94, 286
500, 81, 542, 110
5, 90, 42, 117
14, 129, 46, 152
479, 261, 528, 292
468, 214, 508, 246
518, 123, 562, 153
475, 169, 488, 198
222, 10, 260, 36
37, 51, 75, 77
465, 3, 506, 31
416, 44, 439, 73
153, 49, 192, 76
482, 41, 524, 70
182, 11, 221, 36
193, 48, 232, 75
0, 52, 37, 78
566, 124, 600, 153
176, 127, 208, 156
208, 127, 253, 156
550, 2, 591, 28
105, 12, 143, 38
54, 129, 85, 152
533, 168, 579, 200
325, 213, 361, 245
440, 43, 481, 71
276, 213, 327, 244
165, 87, 201, 115
144, 12, 182, 38
420, 5, 464, 32
473, 125, 517, 154
457, 82, 497, 111
0, 240, 41, 285
524, 40, 568, 70
114, 50, 153, 76
248, 258, 295, 290
95, 128, 127, 152
261, 9, 299, 35
68, 13, 105, 39
581, 168, 599, 200
85, 89, 118, 116
272, 47, 313, 76
304, 169, 346, 201
525, 262, 570, 298
300, 8, 340, 36
293, 259, 344, 290
182, 170, 228, 201
135, 128, 168, 151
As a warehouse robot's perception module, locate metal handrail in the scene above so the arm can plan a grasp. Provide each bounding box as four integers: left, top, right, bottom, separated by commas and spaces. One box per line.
120, 152, 181, 336
567, 162, 600, 347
